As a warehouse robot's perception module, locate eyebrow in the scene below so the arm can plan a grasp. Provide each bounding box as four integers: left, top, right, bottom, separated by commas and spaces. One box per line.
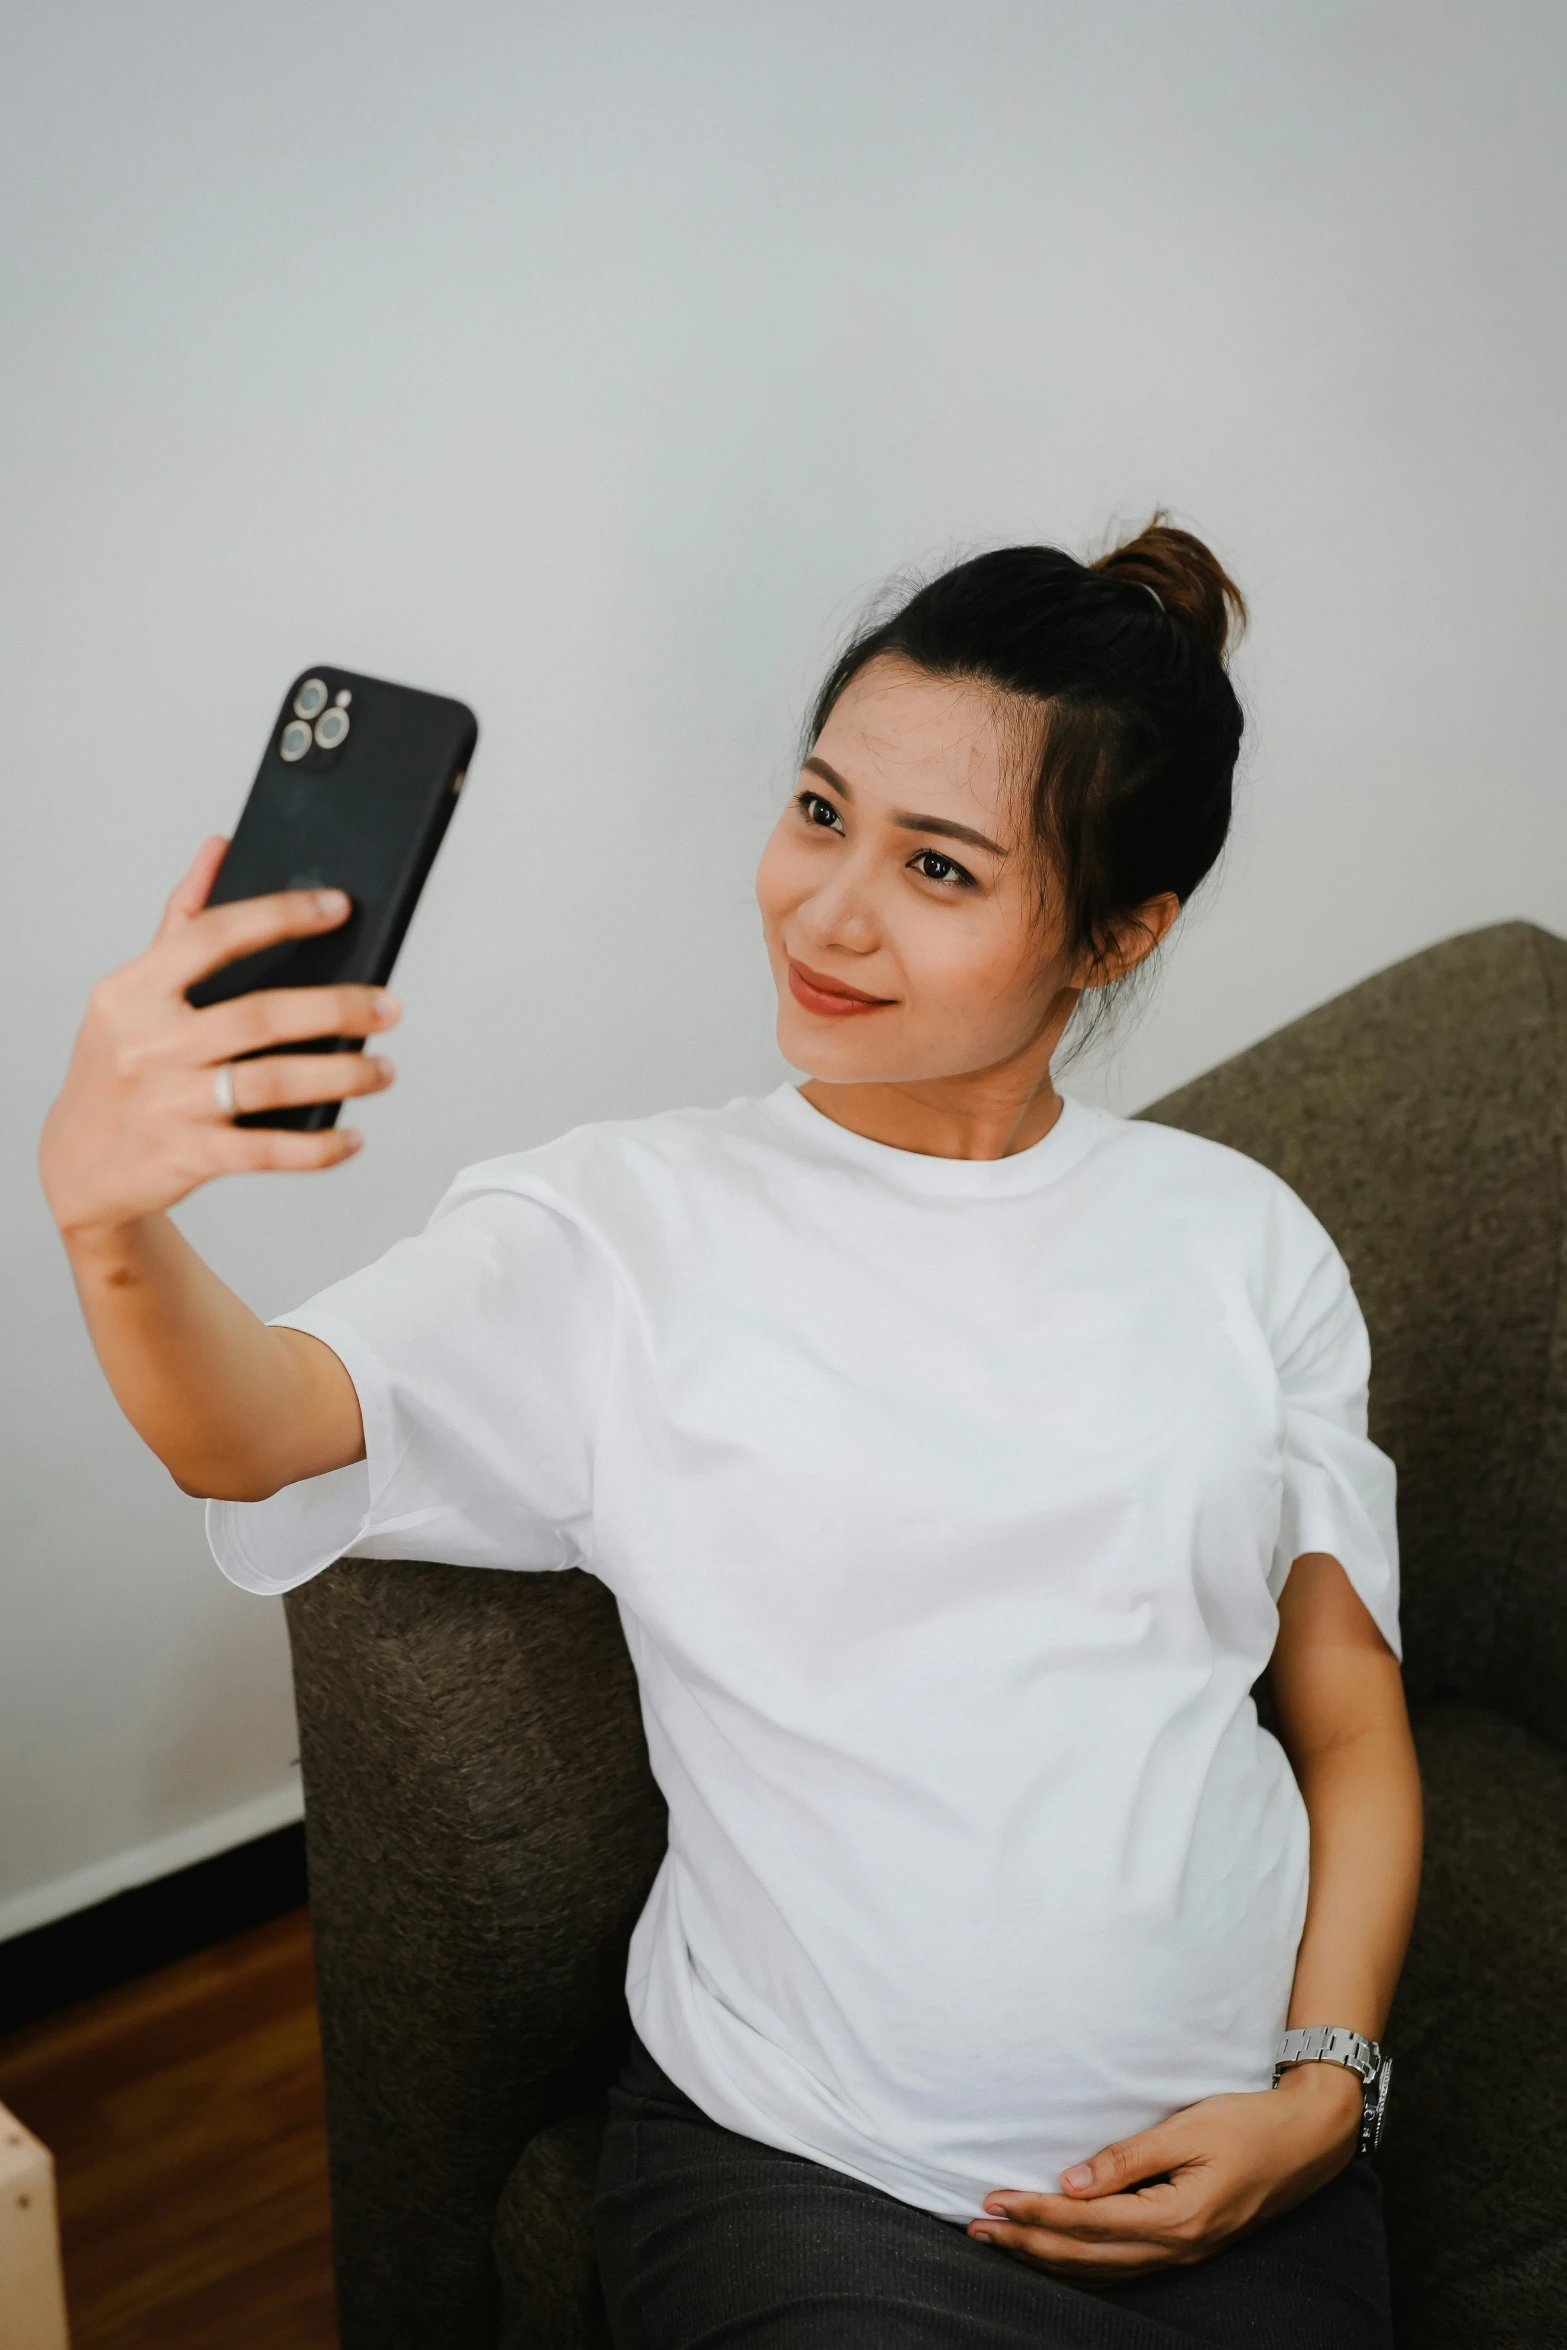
801, 756, 1008, 858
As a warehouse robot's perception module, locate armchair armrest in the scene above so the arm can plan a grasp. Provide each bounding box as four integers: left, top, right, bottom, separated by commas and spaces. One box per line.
284, 1560, 665, 2350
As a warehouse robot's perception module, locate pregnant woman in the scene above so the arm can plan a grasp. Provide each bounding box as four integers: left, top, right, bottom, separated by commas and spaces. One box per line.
42, 520, 1421, 2348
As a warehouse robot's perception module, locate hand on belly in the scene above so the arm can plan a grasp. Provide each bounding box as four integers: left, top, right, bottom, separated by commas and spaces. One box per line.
967, 2061, 1363, 2277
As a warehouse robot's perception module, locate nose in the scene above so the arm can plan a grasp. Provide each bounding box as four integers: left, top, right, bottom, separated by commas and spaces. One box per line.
795, 858, 880, 957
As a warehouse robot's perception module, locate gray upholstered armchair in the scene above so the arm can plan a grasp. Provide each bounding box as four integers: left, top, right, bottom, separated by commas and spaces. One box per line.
284, 921, 1567, 2349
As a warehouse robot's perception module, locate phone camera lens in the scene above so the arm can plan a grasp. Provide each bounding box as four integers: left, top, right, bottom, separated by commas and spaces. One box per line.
293, 677, 330, 720
314, 706, 351, 750
279, 718, 314, 762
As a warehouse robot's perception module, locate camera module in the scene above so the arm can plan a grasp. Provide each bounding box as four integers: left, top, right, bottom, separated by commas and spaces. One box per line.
293, 677, 330, 721
279, 718, 314, 762
314, 705, 351, 750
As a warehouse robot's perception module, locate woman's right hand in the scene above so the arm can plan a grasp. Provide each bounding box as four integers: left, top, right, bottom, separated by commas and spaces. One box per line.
41, 836, 402, 1247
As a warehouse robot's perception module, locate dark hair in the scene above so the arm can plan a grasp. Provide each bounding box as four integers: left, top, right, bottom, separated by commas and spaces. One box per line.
804, 516, 1247, 980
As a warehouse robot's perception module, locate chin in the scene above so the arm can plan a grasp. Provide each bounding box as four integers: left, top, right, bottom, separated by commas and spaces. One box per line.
774, 1009, 910, 1085
775, 1012, 859, 1080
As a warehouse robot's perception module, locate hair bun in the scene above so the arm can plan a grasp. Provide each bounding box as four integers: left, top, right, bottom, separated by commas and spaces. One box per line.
1091, 514, 1247, 662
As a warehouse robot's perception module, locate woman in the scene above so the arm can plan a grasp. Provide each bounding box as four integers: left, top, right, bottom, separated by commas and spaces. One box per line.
42, 520, 1422, 2349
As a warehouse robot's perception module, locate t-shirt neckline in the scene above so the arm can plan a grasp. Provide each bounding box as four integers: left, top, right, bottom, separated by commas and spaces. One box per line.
758, 1083, 1106, 1196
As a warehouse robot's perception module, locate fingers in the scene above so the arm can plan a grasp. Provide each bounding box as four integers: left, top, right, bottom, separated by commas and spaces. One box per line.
1057, 2123, 1185, 2198
970, 2178, 1199, 2274
973, 2124, 1201, 2270
156, 837, 231, 938
977, 2181, 1186, 2243
193, 983, 400, 1064
45, 868, 384, 1234
219, 1124, 366, 1174
968, 2216, 1176, 2275
211, 1053, 395, 1119
974, 2120, 1199, 2256
160, 886, 354, 991
970, 2098, 1265, 2277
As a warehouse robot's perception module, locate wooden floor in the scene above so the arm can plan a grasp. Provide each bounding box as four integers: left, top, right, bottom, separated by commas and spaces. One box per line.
0, 1911, 336, 2349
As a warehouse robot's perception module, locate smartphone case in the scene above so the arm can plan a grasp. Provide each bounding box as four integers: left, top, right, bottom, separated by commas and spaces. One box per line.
188, 666, 477, 1130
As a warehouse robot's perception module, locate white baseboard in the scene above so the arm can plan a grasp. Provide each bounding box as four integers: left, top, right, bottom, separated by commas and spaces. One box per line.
0, 1779, 306, 1944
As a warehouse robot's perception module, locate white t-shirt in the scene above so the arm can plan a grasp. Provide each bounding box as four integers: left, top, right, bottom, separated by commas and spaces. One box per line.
209, 1086, 1399, 2220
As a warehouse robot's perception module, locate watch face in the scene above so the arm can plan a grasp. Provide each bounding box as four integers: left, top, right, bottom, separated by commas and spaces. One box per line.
1365, 2055, 1393, 2152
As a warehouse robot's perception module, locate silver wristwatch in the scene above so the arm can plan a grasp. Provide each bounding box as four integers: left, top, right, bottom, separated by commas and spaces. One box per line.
1273, 2026, 1392, 2156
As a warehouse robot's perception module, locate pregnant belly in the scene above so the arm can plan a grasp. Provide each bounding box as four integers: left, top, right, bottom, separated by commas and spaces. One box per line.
634, 1747, 1310, 2219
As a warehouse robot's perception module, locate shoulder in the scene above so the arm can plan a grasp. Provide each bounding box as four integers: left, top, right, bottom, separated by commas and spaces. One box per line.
1088, 1110, 1348, 1305
1088, 1115, 1366, 1375
429, 1095, 781, 1250
1101, 1110, 1317, 1220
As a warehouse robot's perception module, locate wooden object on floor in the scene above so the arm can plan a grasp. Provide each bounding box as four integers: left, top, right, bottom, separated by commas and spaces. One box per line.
0, 1910, 334, 2350
0, 2102, 70, 2350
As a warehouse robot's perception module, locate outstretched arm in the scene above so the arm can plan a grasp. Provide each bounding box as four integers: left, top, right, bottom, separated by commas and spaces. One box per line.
41, 839, 400, 1499
970, 1553, 1422, 2277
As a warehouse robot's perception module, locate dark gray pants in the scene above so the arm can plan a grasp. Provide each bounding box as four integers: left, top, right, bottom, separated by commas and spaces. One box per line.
595, 2036, 1393, 2349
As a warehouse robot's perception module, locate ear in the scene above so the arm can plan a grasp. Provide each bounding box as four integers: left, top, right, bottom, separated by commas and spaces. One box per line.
1074, 893, 1180, 991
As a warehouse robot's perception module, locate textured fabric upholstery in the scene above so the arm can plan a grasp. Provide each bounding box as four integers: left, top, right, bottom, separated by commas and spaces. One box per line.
495, 2109, 611, 2350
285, 920, 1567, 2350
284, 1561, 664, 2345
1388, 1703, 1567, 2346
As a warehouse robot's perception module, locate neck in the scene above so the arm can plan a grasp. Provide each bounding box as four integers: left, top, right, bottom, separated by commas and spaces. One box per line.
799, 1014, 1073, 1162
801, 1076, 1064, 1161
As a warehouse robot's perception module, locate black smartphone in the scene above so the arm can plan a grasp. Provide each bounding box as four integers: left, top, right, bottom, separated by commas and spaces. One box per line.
188, 666, 477, 1130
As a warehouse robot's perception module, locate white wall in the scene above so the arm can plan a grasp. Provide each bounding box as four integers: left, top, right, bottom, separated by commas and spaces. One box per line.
3, 0, 1564, 1935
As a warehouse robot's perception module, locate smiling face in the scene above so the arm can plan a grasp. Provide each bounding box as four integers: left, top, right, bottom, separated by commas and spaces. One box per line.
755, 656, 1084, 1108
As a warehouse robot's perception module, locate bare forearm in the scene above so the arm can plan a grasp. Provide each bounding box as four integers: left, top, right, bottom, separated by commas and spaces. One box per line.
65, 1214, 362, 1499
1286, 1723, 1423, 2040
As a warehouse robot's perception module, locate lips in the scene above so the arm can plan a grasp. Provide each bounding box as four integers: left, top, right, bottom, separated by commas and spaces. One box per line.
786, 959, 895, 1017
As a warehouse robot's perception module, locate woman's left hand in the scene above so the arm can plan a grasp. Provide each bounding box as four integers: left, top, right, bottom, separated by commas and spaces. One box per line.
969, 2062, 1363, 2278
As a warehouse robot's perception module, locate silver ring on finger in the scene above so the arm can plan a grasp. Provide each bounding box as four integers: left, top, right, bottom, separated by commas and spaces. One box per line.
213, 1064, 237, 1119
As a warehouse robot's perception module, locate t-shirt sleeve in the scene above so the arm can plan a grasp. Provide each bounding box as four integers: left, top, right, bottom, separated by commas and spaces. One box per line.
1265, 1204, 1402, 1660
206, 1174, 618, 1597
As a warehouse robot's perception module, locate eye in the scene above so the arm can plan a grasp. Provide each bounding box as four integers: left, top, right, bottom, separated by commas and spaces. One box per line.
795, 789, 845, 833
909, 847, 977, 890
